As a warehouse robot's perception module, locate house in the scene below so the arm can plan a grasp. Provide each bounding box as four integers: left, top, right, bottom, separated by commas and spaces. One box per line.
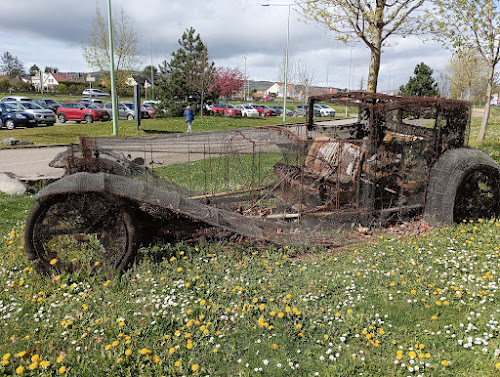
265, 82, 297, 99
30, 72, 88, 91
308, 87, 339, 97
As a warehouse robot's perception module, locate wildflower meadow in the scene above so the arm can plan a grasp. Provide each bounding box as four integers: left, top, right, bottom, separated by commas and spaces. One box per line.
1, 191, 500, 376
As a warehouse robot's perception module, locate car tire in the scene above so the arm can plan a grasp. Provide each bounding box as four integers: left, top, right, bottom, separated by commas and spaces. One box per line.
5, 119, 15, 130
57, 114, 66, 124
127, 114, 134, 121
24, 192, 138, 275
424, 148, 500, 225
84, 114, 94, 124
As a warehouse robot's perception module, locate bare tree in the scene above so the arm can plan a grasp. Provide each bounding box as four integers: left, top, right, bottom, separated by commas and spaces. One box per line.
81, 6, 140, 87
297, 63, 315, 103
432, 0, 500, 141
445, 46, 488, 102
1, 52, 24, 78
299, 0, 426, 93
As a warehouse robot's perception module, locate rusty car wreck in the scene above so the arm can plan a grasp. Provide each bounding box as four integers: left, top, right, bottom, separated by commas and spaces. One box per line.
24, 92, 500, 274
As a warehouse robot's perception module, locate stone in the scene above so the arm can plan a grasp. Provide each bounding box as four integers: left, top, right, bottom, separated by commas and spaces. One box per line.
2, 137, 33, 146
0, 172, 28, 195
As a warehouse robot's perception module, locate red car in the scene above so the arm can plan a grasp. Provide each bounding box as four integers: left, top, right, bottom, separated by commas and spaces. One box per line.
261, 96, 274, 102
142, 103, 155, 118
56, 102, 110, 123
211, 103, 242, 117
250, 104, 277, 116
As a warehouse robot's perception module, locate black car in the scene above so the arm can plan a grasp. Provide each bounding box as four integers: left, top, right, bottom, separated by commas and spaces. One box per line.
0, 102, 37, 129
33, 98, 61, 112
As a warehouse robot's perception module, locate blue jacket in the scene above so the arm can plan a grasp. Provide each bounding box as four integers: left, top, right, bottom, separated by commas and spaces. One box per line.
184, 109, 194, 121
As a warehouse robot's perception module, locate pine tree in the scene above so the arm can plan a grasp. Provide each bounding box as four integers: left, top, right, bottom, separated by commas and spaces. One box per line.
156, 27, 216, 117
399, 63, 440, 97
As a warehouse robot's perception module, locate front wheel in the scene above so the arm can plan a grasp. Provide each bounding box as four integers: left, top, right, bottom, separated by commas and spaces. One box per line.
127, 114, 134, 121
84, 114, 94, 124
24, 192, 138, 275
57, 114, 66, 123
5, 119, 15, 130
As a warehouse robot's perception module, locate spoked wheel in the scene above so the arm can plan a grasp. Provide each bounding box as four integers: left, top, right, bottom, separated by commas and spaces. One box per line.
25, 192, 138, 275
454, 168, 500, 222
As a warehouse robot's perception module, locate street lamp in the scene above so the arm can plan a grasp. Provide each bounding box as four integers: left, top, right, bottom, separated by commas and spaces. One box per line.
107, 0, 118, 135
261, 3, 292, 122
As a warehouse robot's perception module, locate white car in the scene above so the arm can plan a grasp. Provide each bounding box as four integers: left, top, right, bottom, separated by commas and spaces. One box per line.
0, 96, 32, 103
82, 89, 110, 97
314, 104, 336, 117
234, 104, 259, 117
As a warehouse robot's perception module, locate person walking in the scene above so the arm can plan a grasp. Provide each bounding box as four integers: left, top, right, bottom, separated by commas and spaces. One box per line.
184, 105, 195, 133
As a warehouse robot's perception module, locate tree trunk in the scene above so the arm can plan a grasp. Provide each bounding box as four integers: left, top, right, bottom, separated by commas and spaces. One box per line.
367, 31, 382, 93
477, 63, 495, 142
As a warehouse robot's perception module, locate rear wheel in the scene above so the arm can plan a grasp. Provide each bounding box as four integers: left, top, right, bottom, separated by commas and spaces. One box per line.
57, 113, 66, 123
84, 114, 94, 123
24, 192, 138, 275
127, 114, 134, 120
424, 148, 500, 224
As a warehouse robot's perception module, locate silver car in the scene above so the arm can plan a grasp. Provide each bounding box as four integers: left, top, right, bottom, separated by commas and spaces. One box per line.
7, 102, 56, 126
103, 101, 135, 120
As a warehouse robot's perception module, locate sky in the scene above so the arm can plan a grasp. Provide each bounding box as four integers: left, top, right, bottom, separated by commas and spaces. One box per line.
0, 0, 452, 92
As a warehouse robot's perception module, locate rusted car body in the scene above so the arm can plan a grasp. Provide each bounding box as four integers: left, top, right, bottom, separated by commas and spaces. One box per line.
24, 92, 500, 274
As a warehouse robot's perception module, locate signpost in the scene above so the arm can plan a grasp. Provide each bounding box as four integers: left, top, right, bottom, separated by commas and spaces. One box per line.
86, 75, 96, 98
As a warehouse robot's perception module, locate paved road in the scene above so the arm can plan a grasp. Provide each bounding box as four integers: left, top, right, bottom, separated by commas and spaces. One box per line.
0, 146, 67, 181
0, 118, 356, 181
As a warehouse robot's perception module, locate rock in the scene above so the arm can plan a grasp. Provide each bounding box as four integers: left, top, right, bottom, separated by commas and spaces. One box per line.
0, 172, 28, 195
2, 137, 33, 146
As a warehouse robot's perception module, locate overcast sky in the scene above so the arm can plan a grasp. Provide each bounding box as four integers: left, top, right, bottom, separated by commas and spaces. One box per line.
1, 0, 451, 92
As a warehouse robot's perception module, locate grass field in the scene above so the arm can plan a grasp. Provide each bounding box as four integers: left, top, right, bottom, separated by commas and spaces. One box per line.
0, 109, 500, 376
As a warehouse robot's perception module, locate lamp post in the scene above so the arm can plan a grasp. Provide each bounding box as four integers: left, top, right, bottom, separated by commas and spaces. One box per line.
262, 3, 292, 122
107, 0, 118, 135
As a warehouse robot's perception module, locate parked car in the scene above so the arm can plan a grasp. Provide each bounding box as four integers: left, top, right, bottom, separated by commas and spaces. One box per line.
211, 103, 242, 117
261, 96, 274, 102
250, 104, 277, 117
16, 102, 56, 126
79, 98, 104, 107
314, 104, 336, 117
82, 89, 110, 97
56, 102, 110, 123
293, 105, 320, 117
103, 101, 150, 120
121, 101, 151, 119
33, 98, 61, 112
0, 96, 32, 103
270, 106, 293, 117
234, 104, 259, 117
0, 102, 36, 129
141, 103, 155, 118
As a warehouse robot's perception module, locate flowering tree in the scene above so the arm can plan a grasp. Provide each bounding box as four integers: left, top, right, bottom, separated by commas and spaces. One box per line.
214, 67, 245, 99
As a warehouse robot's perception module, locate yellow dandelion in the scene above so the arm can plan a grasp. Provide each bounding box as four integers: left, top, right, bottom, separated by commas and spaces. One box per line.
192, 364, 199, 371
16, 366, 24, 374
175, 360, 181, 367
28, 363, 37, 370
441, 360, 450, 367
271, 344, 278, 349
56, 355, 65, 363
105, 344, 112, 351
3, 353, 11, 360
169, 347, 176, 354
152, 355, 160, 363
140, 348, 152, 355
50, 259, 58, 265
40, 360, 50, 369
59, 366, 67, 373
125, 349, 132, 356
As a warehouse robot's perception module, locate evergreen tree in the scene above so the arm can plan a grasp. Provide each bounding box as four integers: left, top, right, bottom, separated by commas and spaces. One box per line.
29, 64, 40, 76
156, 27, 216, 117
399, 63, 440, 97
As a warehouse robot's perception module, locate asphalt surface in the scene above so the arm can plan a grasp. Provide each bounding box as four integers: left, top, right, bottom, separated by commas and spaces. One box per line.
0, 118, 356, 181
